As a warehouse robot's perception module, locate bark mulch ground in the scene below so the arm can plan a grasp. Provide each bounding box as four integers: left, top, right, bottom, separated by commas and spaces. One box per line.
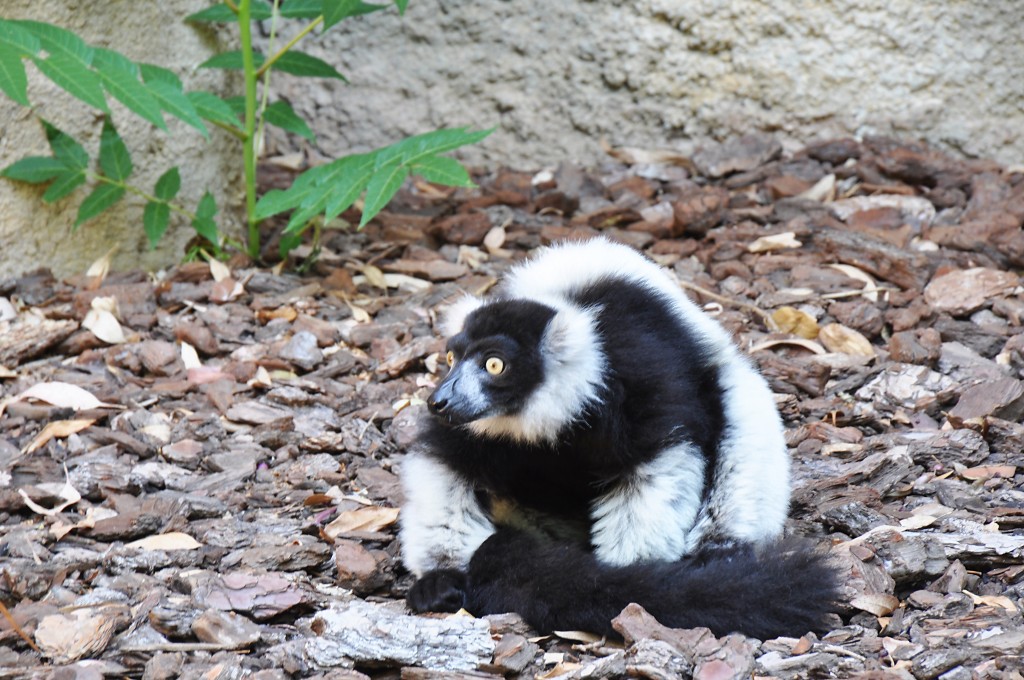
1, 134, 1023, 679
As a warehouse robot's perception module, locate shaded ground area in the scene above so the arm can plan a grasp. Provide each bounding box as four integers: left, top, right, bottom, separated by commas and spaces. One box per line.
1, 134, 1023, 679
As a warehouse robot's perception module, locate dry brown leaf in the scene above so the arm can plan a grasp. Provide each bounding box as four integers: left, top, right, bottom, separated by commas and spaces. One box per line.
748, 338, 828, 355
22, 418, 97, 455
256, 306, 299, 324
818, 323, 875, 357
209, 257, 231, 282
35, 611, 117, 663
747, 231, 802, 253
361, 264, 389, 290
963, 590, 1018, 612
771, 306, 819, 339
126, 531, 203, 551
553, 630, 604, 643
850, 592, 899, 616
600, 138, 696, 170
960, 465, 1016, 481
324, 506, 400, 538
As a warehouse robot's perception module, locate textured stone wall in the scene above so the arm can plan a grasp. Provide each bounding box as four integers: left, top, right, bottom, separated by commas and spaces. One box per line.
0, 1, 242, 278
264, 0, 1024, 169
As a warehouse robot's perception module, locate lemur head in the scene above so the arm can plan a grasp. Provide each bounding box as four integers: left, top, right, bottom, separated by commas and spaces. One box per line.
428, 299, 556, 426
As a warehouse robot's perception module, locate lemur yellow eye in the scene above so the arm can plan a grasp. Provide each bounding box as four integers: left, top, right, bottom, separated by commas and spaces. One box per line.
446, 351, 455, 367
485, 357, 505, 375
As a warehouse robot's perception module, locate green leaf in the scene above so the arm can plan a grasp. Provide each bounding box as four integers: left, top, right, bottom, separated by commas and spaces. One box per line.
143, 200, 171, 248
361, 160, 409, 227
13, 20, 93, 63
1, 156, 69, 183
154, 167, 181, 201
322, 0, 389, 29
145, 80, 208, 136
187, 91, 241, 128
393, 0, 410, 15
273, 51, 346, 80
0, 46, 29, 105
32, 52, 109, 111
278, 232, 302, 259
192, 191, 219, 244
42, 169, 86, 202
264, 100, 315, 140
410, 155, 474, 187
187, 1, 322, 22
92, 50, 167, 128
139, 63, 183, 89
186, 3, 243, 22
75, 183, 125, 226
0, 19, 42, 55
198, 50, 264, 71
99, 120, 133, 181
43, 121, 88, 170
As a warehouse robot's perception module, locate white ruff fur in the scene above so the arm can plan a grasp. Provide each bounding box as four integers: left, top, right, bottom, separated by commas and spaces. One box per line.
591, 442, 707, 565
399, 453, 494, 575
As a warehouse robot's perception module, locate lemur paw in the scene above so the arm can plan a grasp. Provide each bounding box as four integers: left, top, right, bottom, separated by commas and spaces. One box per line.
407, 569, 467, 613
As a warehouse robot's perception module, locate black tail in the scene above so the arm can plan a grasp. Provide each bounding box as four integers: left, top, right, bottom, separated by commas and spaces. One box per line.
466, 528, 840, 640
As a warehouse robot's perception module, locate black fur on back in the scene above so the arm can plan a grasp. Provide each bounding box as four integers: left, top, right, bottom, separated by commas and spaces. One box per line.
467, 528, 840, 640
421, 276, 726, 520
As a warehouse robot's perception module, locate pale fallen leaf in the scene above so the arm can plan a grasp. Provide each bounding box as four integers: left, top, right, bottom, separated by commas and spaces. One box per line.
18, 382, 109, 410
553, 630, 604, 643
748, 338, 828, 355
360, 264, 389, 290
826, 264, 883, 302
850, 592, 899, 616
51, 506, 118, 540
180, 341, 202, 370
771, 306, 819, 339
0, 296, 18, 321
963, 590, 1018, 612
247, 366, 273, 388
209, 257, 231, 282
22, 418, 97, 454
747, 231, 802, 253
19, 473, 82, 517
0, 365, 17, 379
324, 506, 400, 538
82, 303, 126, 344
483, 225, 507, 254
210, 277, 245, 303
86, 245, 118, 279
35, 610, 117, 663
600, 138, 697, 170
797, 173, 836, 202
126, 531, 203, 551
899, 515, 937, 530
960, 465, 1016, 481
818, 323, 875, 357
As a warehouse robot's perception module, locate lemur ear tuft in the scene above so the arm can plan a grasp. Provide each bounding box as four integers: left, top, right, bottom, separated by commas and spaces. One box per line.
439, 295, 484, 337
542, 306, 597, 362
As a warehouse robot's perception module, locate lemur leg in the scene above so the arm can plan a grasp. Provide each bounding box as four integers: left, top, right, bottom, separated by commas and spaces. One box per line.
590, 443, 706, 566
399, 452, 495, 576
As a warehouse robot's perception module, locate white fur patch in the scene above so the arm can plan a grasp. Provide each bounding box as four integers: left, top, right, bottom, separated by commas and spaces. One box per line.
468, 303, 606, 444
399, 453, 495, 575
439, 295, 484, 337
591, 443, 707, 566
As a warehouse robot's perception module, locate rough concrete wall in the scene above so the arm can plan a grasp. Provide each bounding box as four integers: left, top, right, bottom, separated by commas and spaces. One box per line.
0, 1, 243, 278
263, 0, 1024, 169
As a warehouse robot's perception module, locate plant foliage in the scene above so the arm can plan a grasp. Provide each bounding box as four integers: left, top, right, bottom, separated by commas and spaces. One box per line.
0, 1, 489, 263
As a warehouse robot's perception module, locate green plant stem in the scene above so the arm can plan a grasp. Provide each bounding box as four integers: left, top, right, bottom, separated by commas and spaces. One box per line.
255, 0, 282, 164
255, 16, 323, 78
238, 0, 260, 258
209, 119, 248, 141
89, 172, 196, 221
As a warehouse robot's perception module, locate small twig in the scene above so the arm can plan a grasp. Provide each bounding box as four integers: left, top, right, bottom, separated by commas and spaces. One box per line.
813, 643, 868, 661
820, 287, 896, 300
0, 600, 42, 653
676, 279, 779, 331
119, 642, 249, 653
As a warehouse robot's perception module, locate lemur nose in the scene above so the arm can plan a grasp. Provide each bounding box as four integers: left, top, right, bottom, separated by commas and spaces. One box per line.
427, 395, 448, 414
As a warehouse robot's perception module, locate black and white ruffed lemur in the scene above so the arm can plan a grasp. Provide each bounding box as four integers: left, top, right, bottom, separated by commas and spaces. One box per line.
399, 238, 838, 639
